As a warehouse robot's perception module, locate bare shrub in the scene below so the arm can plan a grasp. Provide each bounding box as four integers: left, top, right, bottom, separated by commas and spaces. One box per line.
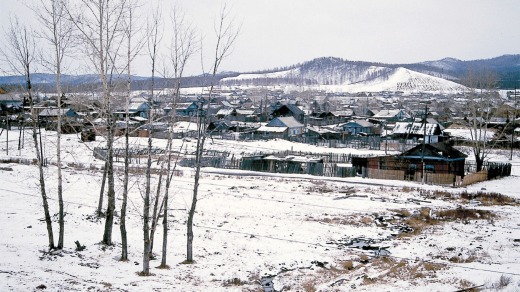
307, 180, 334, 193
223, 277, 246, 286
309, 215, 373, 227
401, 186, 416, 193
459, 191, 517, 206
401, 207, 438, 236
490, 274, 512, 289
342, 260, 354, 270
437, 208, 495, 221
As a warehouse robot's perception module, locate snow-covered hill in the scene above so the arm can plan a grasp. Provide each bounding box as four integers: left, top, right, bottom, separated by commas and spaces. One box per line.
338, 67, 468, 93
220, 57, 467, 93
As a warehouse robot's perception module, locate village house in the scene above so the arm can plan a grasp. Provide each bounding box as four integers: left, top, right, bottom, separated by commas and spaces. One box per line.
271, 104, 305, 123
175, 102, 200, 117
0, 89, 22, 110
341, 119, 376, 136
352, 142, 467, 185
38, 108, 78, 123
307, 111, 341, 126
370, 109, 411, 123
255, 116, 305, 140
390, 119, 445, 143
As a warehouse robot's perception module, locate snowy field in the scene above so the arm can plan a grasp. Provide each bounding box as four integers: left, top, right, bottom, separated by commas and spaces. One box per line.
1, 128, 520, 291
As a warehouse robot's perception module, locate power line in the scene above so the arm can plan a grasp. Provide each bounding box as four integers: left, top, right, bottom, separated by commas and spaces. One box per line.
195, 224, 520, 278
2, 186, 520, 279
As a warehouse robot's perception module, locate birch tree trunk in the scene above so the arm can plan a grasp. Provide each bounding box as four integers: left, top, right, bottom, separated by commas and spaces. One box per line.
2, 18, 55, 250
187, 5, 238, 262
35, 0, 74, 250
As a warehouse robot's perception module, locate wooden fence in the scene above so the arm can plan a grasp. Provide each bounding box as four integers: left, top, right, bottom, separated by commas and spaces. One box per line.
367, 169, 405, 181
458, 171, 488, 187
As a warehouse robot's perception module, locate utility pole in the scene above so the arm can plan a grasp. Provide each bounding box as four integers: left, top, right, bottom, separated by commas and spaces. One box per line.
511, 85, 517, 160
5, 112, 8, 156
421, 102, 428, 184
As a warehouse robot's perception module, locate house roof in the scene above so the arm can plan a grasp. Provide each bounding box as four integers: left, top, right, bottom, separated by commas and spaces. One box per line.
344, 119, 374, 128
268, 116, 304, 128
332, 109, 354, 117
216, 108, 234, 116
0, 94, 21, 102
273, 104, 304, 116
256, 125, 287, 133
398, 142, 467, 161
128, 102, 150, 111
175, 102, 197, 110
306, 126, 338, 135
392, 122, 443, 136
38, 108, 76, 117
235, 109, 255, 115
372, 109, 409, 119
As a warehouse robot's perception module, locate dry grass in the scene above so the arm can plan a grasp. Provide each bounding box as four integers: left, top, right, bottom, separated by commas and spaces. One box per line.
490, 274, 513, 289
401, 207, 439, 236
223, 277, 247, 286
419, 189, 517, 206
401, 186, 417, 193
342, 260, 354, 271
456, 279, 482, 291
392, 207, 496, 237
459, 191, 518, 206
437, 208, 495, 221
363, 258, 444, 286
307, 180, 335, 193
301, 280, 318, 292
308, 215, 373, 227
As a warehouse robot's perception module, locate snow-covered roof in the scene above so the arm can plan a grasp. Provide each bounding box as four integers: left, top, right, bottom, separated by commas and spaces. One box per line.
216, 108, 234, 116
392, 122, 441, 136
344, 119, 374, 128
256, 125, 287, 133
38, 108, 76, 117
372, 109, 408, 118
268, 116, 304, 128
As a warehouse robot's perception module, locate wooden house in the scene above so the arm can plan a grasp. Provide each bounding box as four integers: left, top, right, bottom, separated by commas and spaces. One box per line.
352, 142, 467, 185
370, 109, 410, 123
255, 116, 305, 139
391, 119, 445, 143
271, 104, 305, 123
341, 120, 375, 136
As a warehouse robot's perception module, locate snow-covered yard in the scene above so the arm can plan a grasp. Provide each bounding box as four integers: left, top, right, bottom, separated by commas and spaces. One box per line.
1, 129, 520, 291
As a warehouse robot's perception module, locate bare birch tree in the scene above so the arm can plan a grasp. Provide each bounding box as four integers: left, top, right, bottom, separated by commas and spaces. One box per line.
141, 5, 162, 275
1, 17, 55, 249
186, 5, 239, 262
463, 69, 499, 172
158, 6, 196, 268
120, 0, 144, 261
34, 0, 74, 250
65, 0, 127, 245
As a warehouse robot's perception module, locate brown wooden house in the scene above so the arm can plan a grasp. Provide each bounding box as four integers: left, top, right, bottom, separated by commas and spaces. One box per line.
352, 142, 467, 185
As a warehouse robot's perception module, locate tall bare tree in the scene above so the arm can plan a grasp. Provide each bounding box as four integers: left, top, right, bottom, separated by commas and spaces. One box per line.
186, 4, 239, 262
141, 5, 162, 275
34, 0, 74, 250
120, 0, 144, 261
65, 0, 128, 245
158, 6, 196, 268
463, 69, 499, 172
1, 17, 55, 249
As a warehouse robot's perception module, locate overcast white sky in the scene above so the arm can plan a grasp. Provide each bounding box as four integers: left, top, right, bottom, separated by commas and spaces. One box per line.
1, 0, 519, 76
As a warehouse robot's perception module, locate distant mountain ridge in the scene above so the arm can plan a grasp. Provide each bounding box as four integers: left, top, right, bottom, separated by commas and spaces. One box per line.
221, 55, 520, 92
1, 55, 519, 92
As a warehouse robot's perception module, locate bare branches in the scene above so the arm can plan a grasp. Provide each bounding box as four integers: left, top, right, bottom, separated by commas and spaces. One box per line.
211, 4, 240, 77
1, 17, 36, 81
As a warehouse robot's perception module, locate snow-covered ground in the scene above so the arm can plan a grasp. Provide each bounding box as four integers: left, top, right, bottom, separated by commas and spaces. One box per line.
1, 128, 520, 291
